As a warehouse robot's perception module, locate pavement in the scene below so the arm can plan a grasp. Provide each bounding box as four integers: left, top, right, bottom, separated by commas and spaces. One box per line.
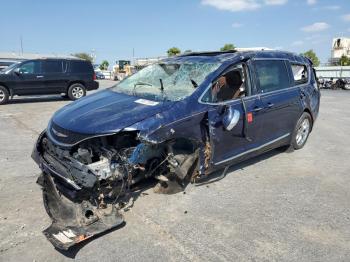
0, 82, 349, 262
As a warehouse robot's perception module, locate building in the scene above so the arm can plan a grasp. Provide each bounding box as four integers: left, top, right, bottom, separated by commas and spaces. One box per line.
134, 56, 166, 68
330, 37, 350, 64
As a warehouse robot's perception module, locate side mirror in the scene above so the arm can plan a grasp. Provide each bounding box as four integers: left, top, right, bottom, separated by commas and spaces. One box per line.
14, 68, 21, 75
222, 107, 240, 131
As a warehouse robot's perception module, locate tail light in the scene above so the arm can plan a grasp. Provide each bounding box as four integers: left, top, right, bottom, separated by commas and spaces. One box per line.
93, 72, 96, 80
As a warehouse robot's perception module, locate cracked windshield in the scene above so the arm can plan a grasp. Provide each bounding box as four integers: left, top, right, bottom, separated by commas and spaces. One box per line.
112, 62, 220, 101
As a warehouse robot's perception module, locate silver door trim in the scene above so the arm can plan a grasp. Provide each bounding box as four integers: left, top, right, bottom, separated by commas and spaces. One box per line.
214, 133, 290, 166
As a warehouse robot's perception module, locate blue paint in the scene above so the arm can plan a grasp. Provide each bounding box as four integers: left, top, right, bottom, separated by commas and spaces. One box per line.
48, 50, 320, 170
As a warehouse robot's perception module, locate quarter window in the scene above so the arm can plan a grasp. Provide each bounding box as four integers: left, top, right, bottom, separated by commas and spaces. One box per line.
70, 61, 92, 73
254, 60, 289, 93
291, 64, 308, 85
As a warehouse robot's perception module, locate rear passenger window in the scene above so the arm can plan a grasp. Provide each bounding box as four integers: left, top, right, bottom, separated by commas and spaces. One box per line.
44, 61, 63, 73
291, 64, 308, 85
70, 61, 92, 73
255, 60, 289, 93
254, 60, 290, 94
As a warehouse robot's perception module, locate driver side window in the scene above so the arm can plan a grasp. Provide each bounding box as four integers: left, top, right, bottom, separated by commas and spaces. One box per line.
18, 61, 40, 74
202, 64, 249, 103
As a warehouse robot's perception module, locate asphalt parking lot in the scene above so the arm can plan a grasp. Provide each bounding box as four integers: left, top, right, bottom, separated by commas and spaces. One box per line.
0, 82, 349, 262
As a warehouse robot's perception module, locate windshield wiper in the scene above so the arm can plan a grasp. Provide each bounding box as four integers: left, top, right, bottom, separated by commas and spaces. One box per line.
159, 78, 169, 102
159, 79, 164, 92
133, 81, 153, 96
190, 79, 198, 88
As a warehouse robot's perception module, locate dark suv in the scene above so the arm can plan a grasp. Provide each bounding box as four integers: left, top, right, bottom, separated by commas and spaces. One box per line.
0, 58, 99, 104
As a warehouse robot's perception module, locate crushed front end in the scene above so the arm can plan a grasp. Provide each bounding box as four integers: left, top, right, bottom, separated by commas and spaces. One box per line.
32, 126, 199, 250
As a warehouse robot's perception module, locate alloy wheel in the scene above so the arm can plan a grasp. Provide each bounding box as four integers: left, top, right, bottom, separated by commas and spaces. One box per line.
0, 90, 5, 102
296, 118, 310, 146
72, 86, 84, 99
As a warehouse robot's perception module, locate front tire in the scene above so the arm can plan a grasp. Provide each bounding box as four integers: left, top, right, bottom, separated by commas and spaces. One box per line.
291, 112, 312, 150
67, 83, 86, 100
0, 86, 10, 105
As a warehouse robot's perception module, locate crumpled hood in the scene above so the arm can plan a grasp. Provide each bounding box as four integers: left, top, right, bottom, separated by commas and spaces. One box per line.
52, 90, 174, 134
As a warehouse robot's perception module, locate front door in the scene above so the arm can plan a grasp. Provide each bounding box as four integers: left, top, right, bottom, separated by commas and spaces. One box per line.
14, 60, 45, 95
204, 63, 265, 167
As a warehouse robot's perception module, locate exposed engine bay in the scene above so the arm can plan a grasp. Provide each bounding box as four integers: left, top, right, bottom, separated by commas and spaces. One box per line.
33, 131, 200, 250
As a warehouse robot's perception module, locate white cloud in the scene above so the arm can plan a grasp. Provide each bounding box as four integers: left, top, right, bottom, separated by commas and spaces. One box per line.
232, 22, 243, 28
301, 22, 330, 32
264, 0, 288, 5
201, 0, 260, 12
323, 5, 340, 10
305, 34, 320, 41
306, 34, 329, 45
342, 14, 350, 22
201, 0, 288, 12
307, 0, 317, 5
291, 40, 304, 46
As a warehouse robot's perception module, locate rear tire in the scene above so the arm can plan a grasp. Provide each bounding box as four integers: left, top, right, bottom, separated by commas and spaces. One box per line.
291, 112, 312, 150
0, 86, 9, 105
67, 83, 86, 100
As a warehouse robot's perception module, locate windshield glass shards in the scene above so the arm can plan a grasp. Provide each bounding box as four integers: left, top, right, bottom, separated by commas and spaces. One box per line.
111, 62, 220, 101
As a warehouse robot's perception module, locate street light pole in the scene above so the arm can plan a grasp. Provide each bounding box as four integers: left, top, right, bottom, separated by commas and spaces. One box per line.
20, 35, 23, 55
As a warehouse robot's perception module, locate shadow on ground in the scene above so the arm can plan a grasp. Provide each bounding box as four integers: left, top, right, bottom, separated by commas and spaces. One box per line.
52, 148, 285, 258
8, 96, 69, 104
195, 148, 284, 186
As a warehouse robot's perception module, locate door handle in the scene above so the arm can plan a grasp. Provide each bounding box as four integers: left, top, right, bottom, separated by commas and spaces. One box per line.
267, 102, 274, 108
36, 75, 44, 78
253, 106, 263, 112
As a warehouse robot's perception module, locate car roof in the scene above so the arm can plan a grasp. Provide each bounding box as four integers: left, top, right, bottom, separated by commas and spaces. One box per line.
162, 50, 311, 65
22, 57, 87, 62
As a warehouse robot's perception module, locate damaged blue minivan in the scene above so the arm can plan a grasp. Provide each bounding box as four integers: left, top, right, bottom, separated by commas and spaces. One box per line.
32, 50, 320, 249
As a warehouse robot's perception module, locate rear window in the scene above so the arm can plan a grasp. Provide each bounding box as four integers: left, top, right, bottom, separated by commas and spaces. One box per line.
70, 61, 93, 73
44, 60, 63, 73
291, 64, 308, 85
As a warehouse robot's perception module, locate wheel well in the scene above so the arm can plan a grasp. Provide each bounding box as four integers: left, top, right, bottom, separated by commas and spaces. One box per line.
66, 81, 85, 93
0, 83, 10, 93
303, 108, 314, 130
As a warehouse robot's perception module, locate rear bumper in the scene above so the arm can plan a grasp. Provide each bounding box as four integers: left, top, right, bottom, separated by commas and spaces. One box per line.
86, 81, 99, 91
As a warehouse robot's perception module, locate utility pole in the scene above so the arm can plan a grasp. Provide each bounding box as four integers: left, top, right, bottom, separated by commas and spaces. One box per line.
20, 35, 23, 55
91, 49, 96, 63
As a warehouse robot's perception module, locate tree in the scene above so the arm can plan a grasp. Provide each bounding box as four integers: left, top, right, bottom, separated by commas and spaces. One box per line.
184, 49, 193, 53
220, 43, 236, 51
72, 52, 93, 62
339, 55, 350, 66
167, 47, 181, 57
301, 50, 320, 67
99, 60, 109, 70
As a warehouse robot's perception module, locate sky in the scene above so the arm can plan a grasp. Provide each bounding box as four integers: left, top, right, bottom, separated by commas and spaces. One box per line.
1, 0, 350, 65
